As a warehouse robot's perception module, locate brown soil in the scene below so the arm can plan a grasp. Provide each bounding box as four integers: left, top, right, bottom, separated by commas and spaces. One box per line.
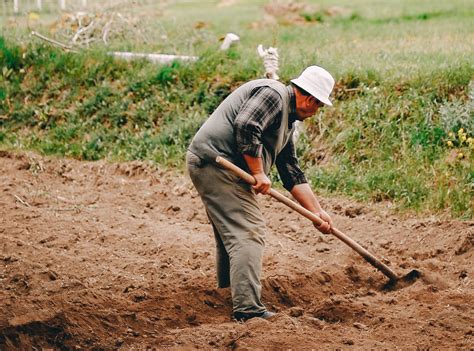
1, 151, 473, 350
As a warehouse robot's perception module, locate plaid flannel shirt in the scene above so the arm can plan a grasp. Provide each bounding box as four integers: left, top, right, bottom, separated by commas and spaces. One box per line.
234, 85, 308, 191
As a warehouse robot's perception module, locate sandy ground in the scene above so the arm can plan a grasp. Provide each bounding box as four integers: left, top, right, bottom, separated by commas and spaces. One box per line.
0, 151, 473, 350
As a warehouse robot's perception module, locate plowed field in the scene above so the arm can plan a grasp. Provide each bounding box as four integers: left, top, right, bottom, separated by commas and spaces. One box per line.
1, 151, 472, 349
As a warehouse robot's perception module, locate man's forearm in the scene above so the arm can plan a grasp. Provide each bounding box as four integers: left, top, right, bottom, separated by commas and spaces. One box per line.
243, 154, 265, 175
290, 183, 322, 212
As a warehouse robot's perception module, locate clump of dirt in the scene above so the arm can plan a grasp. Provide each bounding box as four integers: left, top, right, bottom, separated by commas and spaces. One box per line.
1, 312, 72, 350
253, 0, 353, 28
310, 296, 367, 323
456, 231, 474, 255
0, 151, 473, 349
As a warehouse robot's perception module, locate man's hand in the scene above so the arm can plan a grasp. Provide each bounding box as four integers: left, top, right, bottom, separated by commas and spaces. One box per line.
290, 183, 333, 235
242, 154, 271, 194
312, 208, 333, 234
252, 172, 272, 195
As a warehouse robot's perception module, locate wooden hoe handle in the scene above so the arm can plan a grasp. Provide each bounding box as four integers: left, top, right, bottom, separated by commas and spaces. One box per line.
215, 156, 399, 282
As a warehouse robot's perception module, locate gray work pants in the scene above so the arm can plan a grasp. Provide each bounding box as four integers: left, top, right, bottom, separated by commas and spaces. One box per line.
186, 151, 267, 315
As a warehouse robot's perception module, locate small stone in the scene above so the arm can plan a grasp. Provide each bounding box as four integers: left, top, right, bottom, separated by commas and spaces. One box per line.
288, 224, 299, 233
186, 313, 197, 323
316, 271, 332, 284
186, 211, 197, 221
48, 271, 58, 281
353, 322, 368, 330
172, 185, 188, 196
123, 284, 135, 293
342, 338, 354, 345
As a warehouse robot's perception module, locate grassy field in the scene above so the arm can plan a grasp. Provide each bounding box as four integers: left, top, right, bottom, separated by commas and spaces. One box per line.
0, 0, 473, 218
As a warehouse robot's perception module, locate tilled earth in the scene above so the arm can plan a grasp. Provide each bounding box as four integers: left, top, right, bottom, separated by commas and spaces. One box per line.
0, 151, 473, 350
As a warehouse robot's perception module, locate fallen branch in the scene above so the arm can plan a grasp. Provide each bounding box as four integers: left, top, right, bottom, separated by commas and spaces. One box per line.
102, 19, 113, 45
72, 20, 96, 45
45, 207, 82, 212
31, 31, 79, 53
13, 194, 31, 207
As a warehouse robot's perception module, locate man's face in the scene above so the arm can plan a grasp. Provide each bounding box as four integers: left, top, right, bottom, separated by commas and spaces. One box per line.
294, 88, 324, 121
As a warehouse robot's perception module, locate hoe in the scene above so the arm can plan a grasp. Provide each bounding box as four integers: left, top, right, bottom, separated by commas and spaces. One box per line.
216, 156, 421, 290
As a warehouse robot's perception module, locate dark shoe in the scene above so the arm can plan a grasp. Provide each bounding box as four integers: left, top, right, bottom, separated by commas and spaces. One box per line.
233, 310, 277, 322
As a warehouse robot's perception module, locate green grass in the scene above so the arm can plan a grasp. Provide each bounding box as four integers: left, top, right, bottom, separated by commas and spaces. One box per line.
1, 0, 473, 218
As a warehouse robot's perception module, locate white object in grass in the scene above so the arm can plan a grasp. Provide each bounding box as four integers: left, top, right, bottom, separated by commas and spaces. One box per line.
220, 33, 240, 50
257, 44, 279, 80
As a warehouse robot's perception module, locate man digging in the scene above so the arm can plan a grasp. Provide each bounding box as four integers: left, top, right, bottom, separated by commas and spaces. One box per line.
187, 66, 335, 322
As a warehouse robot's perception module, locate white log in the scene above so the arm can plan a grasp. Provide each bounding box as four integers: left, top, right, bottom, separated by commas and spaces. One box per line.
37, 0, 42, 10
59, 0, 65, 10
81, 0, 87, 7
14, 0, 19, 13
109, 52, 199, 64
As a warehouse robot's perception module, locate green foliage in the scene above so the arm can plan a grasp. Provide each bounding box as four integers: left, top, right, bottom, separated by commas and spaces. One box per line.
0, 36, 22, 70
304, 63, 473, 218
302, 11, 325, 23
370, 10, 453, 24
0, 38, 240, 167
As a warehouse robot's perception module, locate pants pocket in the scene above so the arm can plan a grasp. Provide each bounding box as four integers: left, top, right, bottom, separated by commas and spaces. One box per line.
186, 151, 206, 168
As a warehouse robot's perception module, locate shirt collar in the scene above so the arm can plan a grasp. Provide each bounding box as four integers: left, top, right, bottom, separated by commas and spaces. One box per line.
287, 85, 297, 125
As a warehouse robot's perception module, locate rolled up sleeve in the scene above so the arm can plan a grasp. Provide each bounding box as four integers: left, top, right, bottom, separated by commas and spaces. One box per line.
275, 139, 308, 191
234, 87, 283, 157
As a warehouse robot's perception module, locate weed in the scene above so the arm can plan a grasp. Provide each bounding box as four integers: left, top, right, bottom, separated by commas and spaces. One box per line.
439, 82, 474, 135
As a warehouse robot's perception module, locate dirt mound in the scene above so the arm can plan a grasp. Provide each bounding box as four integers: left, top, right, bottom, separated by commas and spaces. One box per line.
0, 151, 473, 349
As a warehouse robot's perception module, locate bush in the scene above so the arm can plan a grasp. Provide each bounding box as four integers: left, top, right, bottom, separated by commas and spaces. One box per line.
439, 82, 474, 135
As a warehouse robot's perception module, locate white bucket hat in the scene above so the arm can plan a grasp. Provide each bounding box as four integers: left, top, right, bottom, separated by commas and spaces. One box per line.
291, 65, 335, 106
